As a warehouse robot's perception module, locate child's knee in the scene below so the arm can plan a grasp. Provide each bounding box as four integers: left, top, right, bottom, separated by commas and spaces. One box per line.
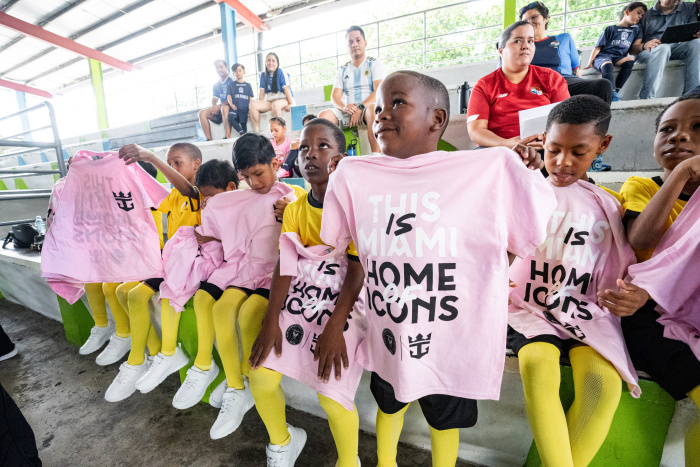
250, 367, 282, 393
127, 283, 153, 310
102, 282, 118, 295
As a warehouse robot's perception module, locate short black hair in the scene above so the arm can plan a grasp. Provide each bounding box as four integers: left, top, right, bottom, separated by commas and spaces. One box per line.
302, 113, 317, 125
499, 20, 532, 50
346, 25, 365, 39
231, 62, 245, 72
519, 2, 550, 29
232, 133, 276, 172
269, 116, 286, 127
214, 59, 227, 67
621, 1, 647, 19
389, 71, 450, 136
170, 142, 202, 161
303, 118, 346, 152
546, 95, 612, 137
137, 160, 157, 179
655, 91, 700, 131
196, 159, 239, 189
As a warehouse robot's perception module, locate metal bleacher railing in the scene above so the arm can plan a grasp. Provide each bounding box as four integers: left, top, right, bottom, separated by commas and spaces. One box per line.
0, 102, 66, 227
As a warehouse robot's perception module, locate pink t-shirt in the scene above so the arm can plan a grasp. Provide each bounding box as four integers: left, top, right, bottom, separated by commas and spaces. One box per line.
271, 137, 291, 165
508, 180, 641, 397
204, 182, 296, 291
47, 177, 66, 230
41, 151, 169, 303
159, 225, 223, 312
321, 149, 557, 402
262, 232, 366, 410
628, 189, 700, 360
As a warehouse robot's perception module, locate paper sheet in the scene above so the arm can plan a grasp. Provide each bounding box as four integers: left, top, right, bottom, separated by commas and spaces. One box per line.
519, 103, 558, 138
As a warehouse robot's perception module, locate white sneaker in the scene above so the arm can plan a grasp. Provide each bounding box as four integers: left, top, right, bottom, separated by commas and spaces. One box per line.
172, 359, 219, 410
266, 424, 307, 467
209, 378, 228, 408
210, 379, 255, 440
79, 323, 115, 355
104, 360, 150, 402
95, 334, 131, 366
135, 346, 189, 393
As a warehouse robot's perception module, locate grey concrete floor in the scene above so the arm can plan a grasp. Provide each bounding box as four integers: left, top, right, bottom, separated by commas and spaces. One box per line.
0, 300, 477, 467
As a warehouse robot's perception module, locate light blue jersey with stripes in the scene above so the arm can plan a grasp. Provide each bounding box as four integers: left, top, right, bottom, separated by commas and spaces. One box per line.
332, 56, 387, 104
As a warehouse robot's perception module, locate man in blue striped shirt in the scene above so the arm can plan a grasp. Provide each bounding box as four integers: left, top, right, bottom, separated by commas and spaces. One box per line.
319, 26, 386, 154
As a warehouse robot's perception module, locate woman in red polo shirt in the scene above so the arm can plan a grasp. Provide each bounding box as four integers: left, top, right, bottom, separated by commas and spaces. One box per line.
467, 21, 569, 162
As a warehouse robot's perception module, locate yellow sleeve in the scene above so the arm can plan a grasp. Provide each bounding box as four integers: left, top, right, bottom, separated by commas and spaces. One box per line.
347, 241, 359, 260
291, 184, 307, 199
620, 177, 655, 215
157, 189, 176, 214
597, 184, 624, 205
281, 197, 300, 236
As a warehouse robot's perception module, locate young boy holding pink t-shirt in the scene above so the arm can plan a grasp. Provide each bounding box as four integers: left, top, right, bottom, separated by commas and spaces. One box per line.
318, 70, 558, 466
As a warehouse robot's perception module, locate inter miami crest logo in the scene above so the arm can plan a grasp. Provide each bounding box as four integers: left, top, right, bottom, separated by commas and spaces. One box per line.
408, 333, 431, 359
382, 329, 396, 355
112, 191, 134, 211
286, 324, 303, 345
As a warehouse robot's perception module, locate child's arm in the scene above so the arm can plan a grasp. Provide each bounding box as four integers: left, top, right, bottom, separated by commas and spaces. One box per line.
598, 279, 649, 317
118, 144, 198, 198
249, 260, 291, 368
584, 47, 602, 69
227, 94, 236, 110
313, 259, 364, 383
627, 155, 700, 250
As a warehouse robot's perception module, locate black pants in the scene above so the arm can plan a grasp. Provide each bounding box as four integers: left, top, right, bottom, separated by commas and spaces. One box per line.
228, 110, 249, 135
564, 76, 613, 104
0, 382, 41, 466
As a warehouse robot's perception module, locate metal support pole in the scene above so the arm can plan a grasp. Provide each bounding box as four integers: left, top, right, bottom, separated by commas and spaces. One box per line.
46, 102, 67, 177
257, 32, 264, 76
88, 58, 109, 130
220, 3, 238, 68
14, 91, 32, 141
503, 0, 517, 28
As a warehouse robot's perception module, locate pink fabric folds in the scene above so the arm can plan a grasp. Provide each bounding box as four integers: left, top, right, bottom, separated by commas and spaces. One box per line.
158, 225, 223, 312
41, 151, 169, 303
628, 189, 700, 360
509, 180, 641, 397
263, 232, 366, 410
321, 148, 557, 402
204, 182, 296, 291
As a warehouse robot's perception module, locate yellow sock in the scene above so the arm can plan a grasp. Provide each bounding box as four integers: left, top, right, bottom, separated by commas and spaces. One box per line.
84, 283, 108, 327
193, 290, 217, 370
429, 425, 459, 467
686, 385, 700, 467
249, 367, 290, 446
212, 288, 248, 389
566, 346, 621, 466
124, 282, 159, 366
319, 394, 359, 467
376, 404, 409, 467
238, 293, 268, 379
519, 342, 573, 467
160, 298, 181, 356
102, 282, 130, 338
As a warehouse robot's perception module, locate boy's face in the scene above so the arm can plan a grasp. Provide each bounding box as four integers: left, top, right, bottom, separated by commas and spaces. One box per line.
298, 125, 342, 186
215, 61, 228, 80
544, 122, 612, 187
626, 7, 645, 24
239, 162, 278, 195
373, 74, 443, 159
167, 149, 200, 181
654, 99, 700, 172
234, 66, 246, 81
270, 122, 285, 141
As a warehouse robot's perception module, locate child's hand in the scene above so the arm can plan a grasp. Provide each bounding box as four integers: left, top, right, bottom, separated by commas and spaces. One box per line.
679, 154, 700, 183
583, 63, 593, 70
598, 279, 649, 317
508, 279, 517, 305
119, 144, 155, 165
349, 107, 363, 127
274, 196, 292, 221
249, 319, 283, 369
231, 104, 237, 111
282, 103, 291, 113
314, 327, 348, 383
193, 226, 220, 245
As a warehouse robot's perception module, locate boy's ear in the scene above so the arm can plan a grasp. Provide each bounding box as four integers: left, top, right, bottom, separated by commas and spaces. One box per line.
194, 159, 202, 170
226, 181, 237, 191
271, 158, 280, 172
431, 108, 448, 135
598, 134, 613, 155
329, 153, 345, 174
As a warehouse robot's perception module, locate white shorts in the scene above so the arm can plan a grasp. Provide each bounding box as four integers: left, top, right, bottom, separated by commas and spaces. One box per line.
327, 107, 368, 129
265, 92, 291, 103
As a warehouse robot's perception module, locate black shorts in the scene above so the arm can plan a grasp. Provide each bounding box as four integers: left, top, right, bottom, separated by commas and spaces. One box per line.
209, 112, 223, 125
507, 326, 578, 358
622, 300, 700, 400
142, 277, 164, 291
199, 281, 224, 301
369, 372, 477, 430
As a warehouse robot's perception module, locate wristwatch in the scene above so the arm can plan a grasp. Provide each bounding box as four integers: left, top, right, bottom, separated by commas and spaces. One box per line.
357, 104, 365, 112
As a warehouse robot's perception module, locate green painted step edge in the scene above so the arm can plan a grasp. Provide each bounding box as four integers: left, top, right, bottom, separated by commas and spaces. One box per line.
523, 366, 676, 466
14, 178, 28, 190
0, 180, 7, 190
56, 296, 96, 347
324, 84, 333, 102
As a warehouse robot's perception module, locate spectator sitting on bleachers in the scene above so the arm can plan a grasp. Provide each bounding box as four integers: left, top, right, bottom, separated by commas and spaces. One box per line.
226, 63, 255, 137
629, 0, 700, 99
520, 2, 614, 104
198, 59, 233, 141
249, 53, 294, 135
584, 2, 648, 102
318, 25, 385, 154
467, 21, 569, 167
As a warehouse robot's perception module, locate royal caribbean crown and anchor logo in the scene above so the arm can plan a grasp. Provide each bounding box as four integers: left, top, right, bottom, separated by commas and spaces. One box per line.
112, 191, 134, 211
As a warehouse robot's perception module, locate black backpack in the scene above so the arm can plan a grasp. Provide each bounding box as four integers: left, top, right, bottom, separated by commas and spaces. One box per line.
3, 224, 39, 249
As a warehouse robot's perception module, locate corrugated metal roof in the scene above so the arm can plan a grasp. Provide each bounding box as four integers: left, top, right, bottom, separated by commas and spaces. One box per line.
0, 0, 313, 93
